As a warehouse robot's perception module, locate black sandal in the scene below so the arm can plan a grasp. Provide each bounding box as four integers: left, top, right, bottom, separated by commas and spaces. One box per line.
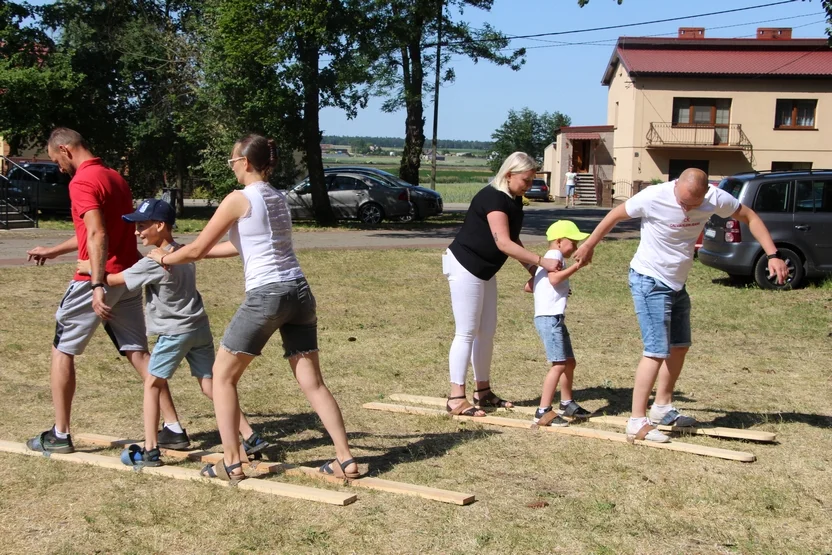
201, 460, 246, 484
319, 457, 361, 480
446, 395, 485, 417
473, 388, 513, 409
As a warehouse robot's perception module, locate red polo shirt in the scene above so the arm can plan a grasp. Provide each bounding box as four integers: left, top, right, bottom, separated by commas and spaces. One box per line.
70, 158, 138, 281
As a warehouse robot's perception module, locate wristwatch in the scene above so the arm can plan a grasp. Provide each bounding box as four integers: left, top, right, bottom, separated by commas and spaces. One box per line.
91, 283, 105, 290
766, 251, 782, 260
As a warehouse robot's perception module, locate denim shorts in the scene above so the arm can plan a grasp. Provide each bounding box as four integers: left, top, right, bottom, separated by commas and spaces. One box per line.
149, 324, 214, 379
567, 185, 576, 196
628, 269, 692, 359
534, 315, 574, 362
221, 279, 318, 358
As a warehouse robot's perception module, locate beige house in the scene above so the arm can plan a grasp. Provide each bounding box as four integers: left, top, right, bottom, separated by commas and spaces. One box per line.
544, 27, 832, 204
604, 27, 832, 192
0, 136, 46, 175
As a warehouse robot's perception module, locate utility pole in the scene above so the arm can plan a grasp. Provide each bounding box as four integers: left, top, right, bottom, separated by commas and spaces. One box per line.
430, 0, 443, 191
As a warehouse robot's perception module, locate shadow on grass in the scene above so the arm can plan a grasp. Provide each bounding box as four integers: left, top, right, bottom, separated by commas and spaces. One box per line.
188, 411, 499, 475
705, 409, 832, 430
511, 386, 697, 417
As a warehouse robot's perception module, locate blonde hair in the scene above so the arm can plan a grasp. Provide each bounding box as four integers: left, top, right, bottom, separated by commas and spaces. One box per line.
491, 152, 537, 196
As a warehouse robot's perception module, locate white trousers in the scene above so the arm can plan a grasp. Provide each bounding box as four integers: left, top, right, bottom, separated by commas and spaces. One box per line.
443, 249, 497, 385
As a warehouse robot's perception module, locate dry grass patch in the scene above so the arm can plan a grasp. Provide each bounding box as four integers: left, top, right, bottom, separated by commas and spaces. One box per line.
0, 241, 830, 554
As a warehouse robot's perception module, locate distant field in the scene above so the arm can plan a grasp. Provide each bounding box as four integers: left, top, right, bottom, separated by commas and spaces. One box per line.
323, 155, 489, 168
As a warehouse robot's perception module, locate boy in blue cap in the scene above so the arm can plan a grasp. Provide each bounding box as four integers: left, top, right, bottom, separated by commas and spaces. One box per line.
78, 198, 267, 465
525, 220, 591, 427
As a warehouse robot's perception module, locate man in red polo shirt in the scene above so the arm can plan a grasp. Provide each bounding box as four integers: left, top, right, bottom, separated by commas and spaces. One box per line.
25, 128, 188, 454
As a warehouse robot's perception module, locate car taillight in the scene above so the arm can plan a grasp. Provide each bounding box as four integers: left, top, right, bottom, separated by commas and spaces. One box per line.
398, 190, 408, 201
542, 185, 548, 191
724, 219, 742, 243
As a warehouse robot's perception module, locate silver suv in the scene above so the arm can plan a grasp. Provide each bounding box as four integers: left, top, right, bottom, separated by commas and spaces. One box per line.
698, 169, 832, 290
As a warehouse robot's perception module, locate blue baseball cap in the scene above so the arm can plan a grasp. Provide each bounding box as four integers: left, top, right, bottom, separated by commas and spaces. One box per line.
123, 198, 176, 225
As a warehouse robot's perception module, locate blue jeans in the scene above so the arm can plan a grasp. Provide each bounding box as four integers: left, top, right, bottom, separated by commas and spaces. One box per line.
628, 269, 691, 359
149, 325, 215, 379
534, 315, 574, 362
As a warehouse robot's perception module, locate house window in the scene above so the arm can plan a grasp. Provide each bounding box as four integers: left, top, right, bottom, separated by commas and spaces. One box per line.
774, 99, 816, 129
672, 98, 731, 143
771, 161, 813, 171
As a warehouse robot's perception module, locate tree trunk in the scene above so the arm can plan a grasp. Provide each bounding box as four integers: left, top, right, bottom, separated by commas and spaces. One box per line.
174, 147, 186, 216
398, 26, 425, 185
298, 34, 336, 226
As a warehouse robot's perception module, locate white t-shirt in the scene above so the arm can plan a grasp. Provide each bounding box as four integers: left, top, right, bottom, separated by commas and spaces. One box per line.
565, 172, 577, 186
625, 181, 740, 291
533, 250, 569, 316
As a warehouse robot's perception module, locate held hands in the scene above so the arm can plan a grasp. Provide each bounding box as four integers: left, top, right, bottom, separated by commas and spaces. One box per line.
27, 246, 55, 266
768, 257, 789, 285
524, 276, 534, 293
76, 259, 91, 275
538, 257, 563, 273
573, 243, 594, 266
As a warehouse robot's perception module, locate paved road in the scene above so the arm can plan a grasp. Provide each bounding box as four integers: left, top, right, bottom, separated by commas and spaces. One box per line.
0, 203, 640, 267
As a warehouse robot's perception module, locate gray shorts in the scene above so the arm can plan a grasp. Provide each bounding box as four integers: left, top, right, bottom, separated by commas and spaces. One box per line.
54, 280, 148, 356
221, 279, 318, 358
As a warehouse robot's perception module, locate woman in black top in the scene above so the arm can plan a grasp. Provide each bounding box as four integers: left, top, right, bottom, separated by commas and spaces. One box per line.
443, 152, 561, 416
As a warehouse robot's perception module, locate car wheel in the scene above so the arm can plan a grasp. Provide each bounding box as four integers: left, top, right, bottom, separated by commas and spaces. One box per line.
395, 204, 417, 223
753, 247, 804, 290
358, 202, 384, 225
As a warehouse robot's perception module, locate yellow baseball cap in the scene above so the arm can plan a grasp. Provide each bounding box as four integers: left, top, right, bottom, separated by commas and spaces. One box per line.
546, 220, 590, 242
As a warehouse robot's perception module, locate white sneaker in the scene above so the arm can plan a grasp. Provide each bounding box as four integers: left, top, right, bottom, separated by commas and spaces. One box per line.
648, 406, 698, 428
626, 417, 670, 443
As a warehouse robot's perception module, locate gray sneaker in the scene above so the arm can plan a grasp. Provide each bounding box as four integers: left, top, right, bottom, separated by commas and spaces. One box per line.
534, 408, 569, 427
26, 427, 75, 454
557, 400, 592, 419
649, 407, 697, 428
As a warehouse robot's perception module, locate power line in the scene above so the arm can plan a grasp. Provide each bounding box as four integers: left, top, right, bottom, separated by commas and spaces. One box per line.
430, 0, 800, 47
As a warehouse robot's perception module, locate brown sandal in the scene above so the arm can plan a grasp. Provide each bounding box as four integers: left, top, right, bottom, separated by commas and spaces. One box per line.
446, 395, 485, 417
201, 460, 247, 484
473, 388, 513, 409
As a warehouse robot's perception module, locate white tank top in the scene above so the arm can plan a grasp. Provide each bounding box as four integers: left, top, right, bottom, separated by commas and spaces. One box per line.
229, 182, 304, 291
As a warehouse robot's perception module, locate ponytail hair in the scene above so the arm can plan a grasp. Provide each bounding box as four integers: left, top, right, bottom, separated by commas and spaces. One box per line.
235, 134, 277, 178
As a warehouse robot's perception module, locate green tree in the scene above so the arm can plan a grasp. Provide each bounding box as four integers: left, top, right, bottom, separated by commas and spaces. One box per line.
371, 0, 525, 185
0, 1, 81, 155
489, 108, 571, 171
200, 0, 378, 225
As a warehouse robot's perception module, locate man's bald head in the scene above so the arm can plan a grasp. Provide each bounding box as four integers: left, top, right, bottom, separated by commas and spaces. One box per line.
677, 168, 709, 197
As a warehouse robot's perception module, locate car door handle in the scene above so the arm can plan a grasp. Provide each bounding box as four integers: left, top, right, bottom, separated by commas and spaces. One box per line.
794, 225, 811, 231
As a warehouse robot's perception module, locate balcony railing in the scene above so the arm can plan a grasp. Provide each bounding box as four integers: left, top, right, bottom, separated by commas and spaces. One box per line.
646, 123, 752, 151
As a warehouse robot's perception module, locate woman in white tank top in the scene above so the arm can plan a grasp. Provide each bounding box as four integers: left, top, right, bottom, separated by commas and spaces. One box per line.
149, 134, 359, 482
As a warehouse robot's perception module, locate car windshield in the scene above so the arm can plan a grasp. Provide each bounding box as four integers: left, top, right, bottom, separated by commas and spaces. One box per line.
718, 178, 746, 200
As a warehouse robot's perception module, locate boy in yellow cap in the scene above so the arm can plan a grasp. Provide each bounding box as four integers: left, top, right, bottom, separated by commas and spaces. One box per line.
524, 220, 591, 426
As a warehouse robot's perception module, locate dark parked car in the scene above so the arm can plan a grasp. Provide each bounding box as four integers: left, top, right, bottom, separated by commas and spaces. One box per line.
323, 166, 443, 220
698, 169, 832, 290
288, 172, 412, 224
525, 178, 552, 202
8, 162, 71, 213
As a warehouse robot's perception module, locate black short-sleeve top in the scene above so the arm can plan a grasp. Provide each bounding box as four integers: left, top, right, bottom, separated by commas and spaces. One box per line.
448, 185, 524, 280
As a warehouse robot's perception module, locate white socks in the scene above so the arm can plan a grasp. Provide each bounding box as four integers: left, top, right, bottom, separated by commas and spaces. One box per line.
164, 421, 184, 434
53, 428, 69, 439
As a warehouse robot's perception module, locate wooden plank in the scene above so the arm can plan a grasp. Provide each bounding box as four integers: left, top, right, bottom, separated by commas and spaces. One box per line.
78, 433, 475, 506
388, 394, 776, 443
364, 402, 756, 463
589, 415, 776, 443
76, 433, 224, 464
0, 440, 356, 506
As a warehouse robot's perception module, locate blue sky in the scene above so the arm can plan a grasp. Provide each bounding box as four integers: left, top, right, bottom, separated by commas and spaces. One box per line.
320, 0, 830, 141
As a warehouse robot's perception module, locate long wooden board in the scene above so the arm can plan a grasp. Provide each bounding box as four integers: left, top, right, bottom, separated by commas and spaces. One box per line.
0, 440, 356, 505
364, 402, 756, 463
77, 433, 475, 506
388, 394, 776, 443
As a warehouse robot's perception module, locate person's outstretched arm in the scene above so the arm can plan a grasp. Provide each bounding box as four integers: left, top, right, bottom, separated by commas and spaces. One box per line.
573, 203, 631, 264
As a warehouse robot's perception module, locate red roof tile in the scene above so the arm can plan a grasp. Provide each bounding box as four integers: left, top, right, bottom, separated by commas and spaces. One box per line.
617, 47, 832, 77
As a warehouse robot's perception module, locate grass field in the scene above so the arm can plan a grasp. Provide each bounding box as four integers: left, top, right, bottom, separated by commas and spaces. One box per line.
1, 241, 830, 553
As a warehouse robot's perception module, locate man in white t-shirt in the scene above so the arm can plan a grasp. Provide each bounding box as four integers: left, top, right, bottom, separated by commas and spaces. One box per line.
573, 168, 788, 442
564, 169, 578, 208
